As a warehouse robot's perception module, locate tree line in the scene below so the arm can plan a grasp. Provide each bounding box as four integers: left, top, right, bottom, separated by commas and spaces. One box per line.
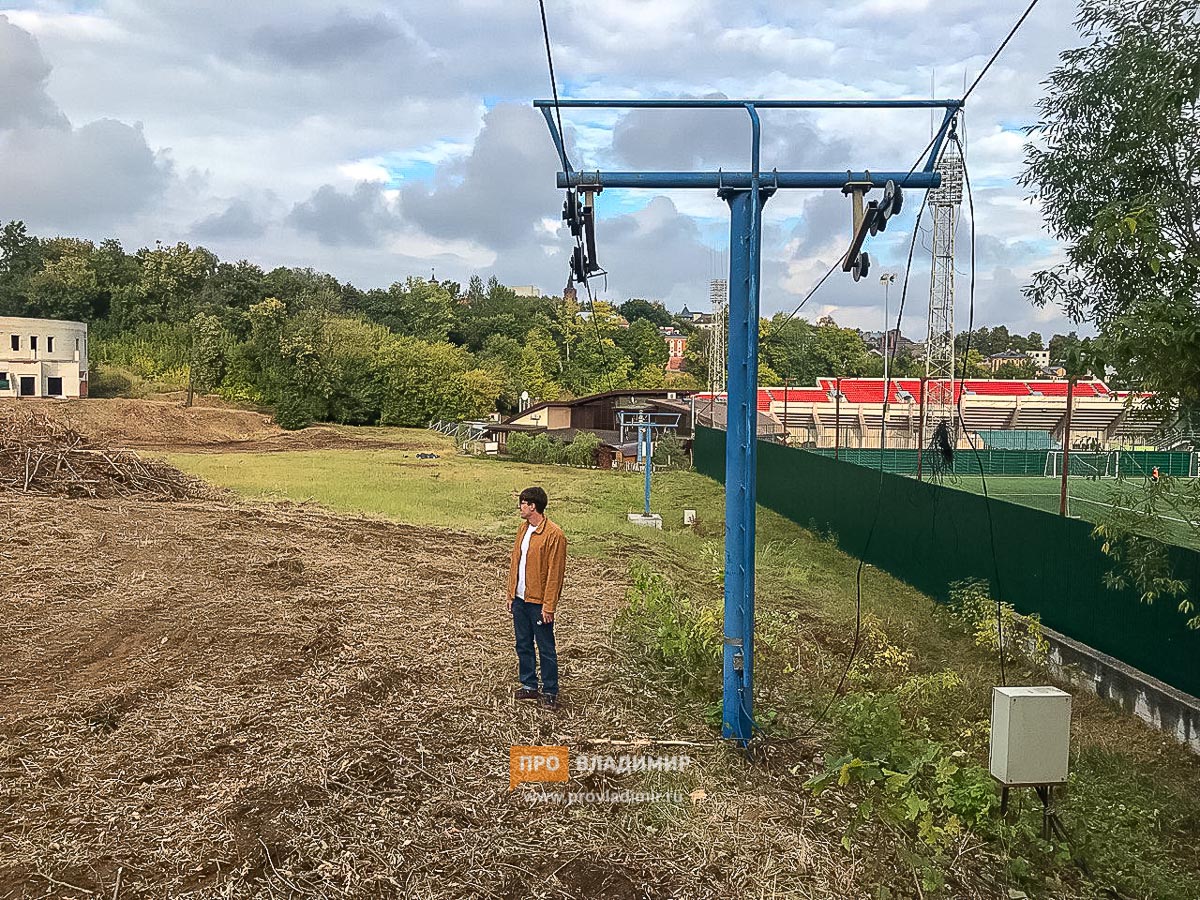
0, 222, 703, 427
0, 220, 1122, 429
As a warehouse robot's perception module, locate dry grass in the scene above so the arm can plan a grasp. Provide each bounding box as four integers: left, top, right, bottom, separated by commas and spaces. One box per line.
0, 494, 861, 899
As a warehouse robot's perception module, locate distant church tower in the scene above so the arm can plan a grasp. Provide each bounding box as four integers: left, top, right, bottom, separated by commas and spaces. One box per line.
563, 274, 578, 303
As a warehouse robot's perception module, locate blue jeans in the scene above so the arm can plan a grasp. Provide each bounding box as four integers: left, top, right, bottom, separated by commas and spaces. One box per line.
512, 596, 558, 697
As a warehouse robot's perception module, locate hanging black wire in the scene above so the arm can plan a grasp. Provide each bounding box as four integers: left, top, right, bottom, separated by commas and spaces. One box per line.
951, 128, 1008, 686
537, 0, 617, 392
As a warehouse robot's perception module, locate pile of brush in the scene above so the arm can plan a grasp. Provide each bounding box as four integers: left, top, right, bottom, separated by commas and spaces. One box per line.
0, 408, 212, 500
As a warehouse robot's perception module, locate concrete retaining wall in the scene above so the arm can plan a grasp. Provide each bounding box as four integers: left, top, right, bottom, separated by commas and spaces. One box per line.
1043, 625, 1200, 754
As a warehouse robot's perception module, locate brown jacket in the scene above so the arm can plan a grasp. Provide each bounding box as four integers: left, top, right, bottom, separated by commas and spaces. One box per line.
507, 517, 567, 613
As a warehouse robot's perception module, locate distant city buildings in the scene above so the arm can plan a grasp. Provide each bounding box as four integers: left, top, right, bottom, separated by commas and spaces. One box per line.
660, 327, 687, 372
679, 306, 717, 329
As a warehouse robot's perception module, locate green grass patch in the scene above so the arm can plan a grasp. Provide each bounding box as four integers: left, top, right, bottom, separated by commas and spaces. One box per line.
169, 436, 1200, 899
944, 474, 1200, 550
165, 433, 729, 557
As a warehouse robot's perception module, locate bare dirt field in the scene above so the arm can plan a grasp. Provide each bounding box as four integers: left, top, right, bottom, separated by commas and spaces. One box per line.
0, 399, 424, 453
0, 491, 852, 900
0, 495, 616, 897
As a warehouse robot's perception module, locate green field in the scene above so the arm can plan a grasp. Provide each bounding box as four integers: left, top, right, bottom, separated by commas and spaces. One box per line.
164, 431, 1200, 900
939, 473, 1200, 550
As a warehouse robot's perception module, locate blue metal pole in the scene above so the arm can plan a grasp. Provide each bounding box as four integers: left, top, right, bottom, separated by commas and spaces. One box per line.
643, 422, 652, 517
538, 106, 573, 174
721, 185, 766, 745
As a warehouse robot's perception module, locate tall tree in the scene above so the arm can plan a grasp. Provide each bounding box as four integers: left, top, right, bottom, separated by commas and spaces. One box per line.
1022, 0, 1199, 420
25, 238, 101, 322
0, 221, 42, 315
618, 298, 673, 328
615, 317, 669, 371
1048, 331, 1083, 364
1023, 0, 1200, 625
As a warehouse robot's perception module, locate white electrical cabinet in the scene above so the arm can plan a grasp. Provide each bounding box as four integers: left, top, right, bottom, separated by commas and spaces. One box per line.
989, 686, 1071, 786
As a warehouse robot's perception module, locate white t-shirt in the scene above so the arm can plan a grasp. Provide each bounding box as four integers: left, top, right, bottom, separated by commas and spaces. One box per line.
516, 524, 535, 599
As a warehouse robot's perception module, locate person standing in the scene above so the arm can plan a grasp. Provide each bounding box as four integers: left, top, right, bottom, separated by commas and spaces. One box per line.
507, 486, 568, 709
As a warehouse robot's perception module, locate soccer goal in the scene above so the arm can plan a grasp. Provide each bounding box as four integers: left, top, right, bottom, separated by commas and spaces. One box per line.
1043, 450, 1118, 478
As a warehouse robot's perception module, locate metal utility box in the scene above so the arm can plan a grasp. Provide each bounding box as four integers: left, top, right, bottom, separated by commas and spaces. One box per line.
990, 686, 1071, 786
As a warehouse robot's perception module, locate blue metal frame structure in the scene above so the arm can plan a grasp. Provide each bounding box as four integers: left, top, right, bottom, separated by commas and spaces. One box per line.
536, 97, 959, 744
617, 409, 681, 516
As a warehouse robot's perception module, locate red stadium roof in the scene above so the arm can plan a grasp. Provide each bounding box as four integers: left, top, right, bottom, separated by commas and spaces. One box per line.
699, 379, 1116, 406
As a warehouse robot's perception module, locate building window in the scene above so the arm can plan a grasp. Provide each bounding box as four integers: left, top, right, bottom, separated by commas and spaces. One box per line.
9, 335, 17, 351
47, 336, 54, 352
30, 336, 37, 351
47, 377, 63, 396
0, 371, 7, 388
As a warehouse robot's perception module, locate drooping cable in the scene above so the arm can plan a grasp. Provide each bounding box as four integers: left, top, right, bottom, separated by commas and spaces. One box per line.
537, 0, 617, 392
898, 0, 1045, 189
950, 128, 1007, 686
813, 191, 932, 725
760, 258, 842, 347
536, 0, 569, 172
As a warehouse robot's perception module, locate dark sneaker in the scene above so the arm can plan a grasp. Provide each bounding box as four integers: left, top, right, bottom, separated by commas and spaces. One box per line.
539, 694, 559, 710
514, 688, 540, 701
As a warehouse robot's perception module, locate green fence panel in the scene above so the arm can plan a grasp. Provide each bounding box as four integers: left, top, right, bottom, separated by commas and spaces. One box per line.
1118, 451, 1194, 478
978, 430, 1054, 450
809, 448, 1052, 476
696, 427, 1200, 698
805, 448, 1197, 478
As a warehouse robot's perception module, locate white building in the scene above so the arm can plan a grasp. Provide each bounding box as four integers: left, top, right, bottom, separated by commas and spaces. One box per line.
0, 316, 89, 398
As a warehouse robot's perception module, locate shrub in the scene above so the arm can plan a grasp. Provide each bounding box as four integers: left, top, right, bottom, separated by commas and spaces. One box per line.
507, 432, 568, 465
88, 367, 136, 399
274, 389, 314, 430
92, 322, 190, 382
506, 432, 534, 461
947, 578, 1048, 667
614, 563, 721, 693
563, 432, 600, 467
651, 431, 690, 470
808, 689, 999, 892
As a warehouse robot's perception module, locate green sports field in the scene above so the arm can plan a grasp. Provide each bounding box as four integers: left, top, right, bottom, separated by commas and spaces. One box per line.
939, 473, 1200, 550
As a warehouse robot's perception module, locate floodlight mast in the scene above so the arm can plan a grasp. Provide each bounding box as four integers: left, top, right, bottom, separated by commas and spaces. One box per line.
536, 97, 958, 746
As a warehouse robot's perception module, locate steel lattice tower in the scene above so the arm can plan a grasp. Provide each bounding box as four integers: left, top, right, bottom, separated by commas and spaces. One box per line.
708, 278, 728, 395
923, 139, 963, 443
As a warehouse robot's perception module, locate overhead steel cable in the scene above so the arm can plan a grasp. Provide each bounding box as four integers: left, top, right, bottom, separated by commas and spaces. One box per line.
536, 0, 617, 391
764, 0, 1045, 350
536, 0, 569, 173
897, 0, 1045, 189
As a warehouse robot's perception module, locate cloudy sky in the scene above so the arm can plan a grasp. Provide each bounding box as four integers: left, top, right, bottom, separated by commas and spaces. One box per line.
0, 0, 1087, 338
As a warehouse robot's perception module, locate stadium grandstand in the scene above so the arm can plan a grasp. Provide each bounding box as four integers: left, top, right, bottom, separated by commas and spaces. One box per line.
696, 378, 1170, 451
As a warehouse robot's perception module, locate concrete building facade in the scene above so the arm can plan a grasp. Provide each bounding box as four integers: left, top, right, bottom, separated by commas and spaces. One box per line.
0, 316, 89, 398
